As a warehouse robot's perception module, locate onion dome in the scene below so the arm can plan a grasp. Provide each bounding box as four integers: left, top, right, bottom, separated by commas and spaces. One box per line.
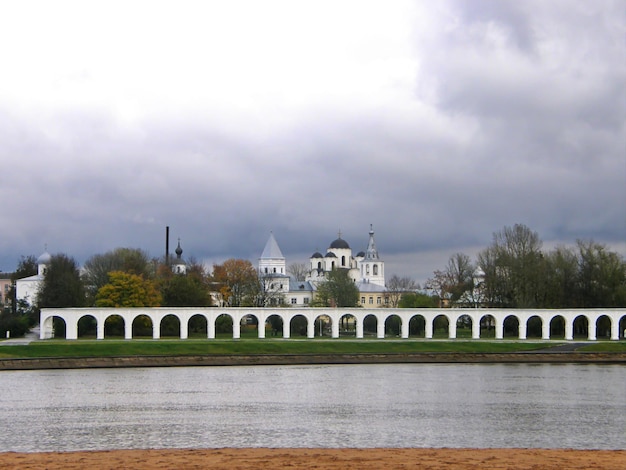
356, 251, 365, 257
325, 252, 337, 258
37, 250, 52, 265
311, 252, 323, 258
175, 239, 183, 259
329, 237, 350, 249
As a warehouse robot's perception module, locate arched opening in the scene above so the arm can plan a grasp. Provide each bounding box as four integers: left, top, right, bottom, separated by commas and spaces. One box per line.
550, 315, 566, 339
384, 315, 401, 337
620, 316, 626, 340
503, 315, 520, 338
573, 315, 588, 339
595, 315, 611, 340
160, 314, 181, 338
456, 315, 472, 338
188, 314, 208, 338
132, 315, 153, 338
339, 314, 356, 337
314, 315, 330, 337
527, 316, 542, 338
51, 316, 66, 339
241, 314, 259, 338
341, 255, 346, 266
480, 314, 496, 338
77, 315, 97, 338
433, 314, 449, 339
104, 314, 125, 338
373, 264, 378, 275
290, 315, 308, 337
409, 315, 425, 338
363, 314, 377, 336
266, 314, 283, 337
215, 314, 233, 338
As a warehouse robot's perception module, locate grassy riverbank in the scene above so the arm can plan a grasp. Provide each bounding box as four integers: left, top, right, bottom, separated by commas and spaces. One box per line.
0, 338, 624, 359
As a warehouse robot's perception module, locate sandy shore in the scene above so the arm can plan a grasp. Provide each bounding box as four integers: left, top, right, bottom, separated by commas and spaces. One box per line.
1, 448, 625, 469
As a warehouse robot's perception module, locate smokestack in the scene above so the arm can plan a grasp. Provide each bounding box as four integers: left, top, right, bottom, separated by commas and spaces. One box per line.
166, 226, 170, 264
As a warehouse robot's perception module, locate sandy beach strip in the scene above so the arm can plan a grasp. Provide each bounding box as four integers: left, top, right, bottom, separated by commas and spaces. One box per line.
1, 448, 625, 469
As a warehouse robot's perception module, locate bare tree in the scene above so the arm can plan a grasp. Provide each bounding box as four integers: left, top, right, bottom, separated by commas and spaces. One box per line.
287, 262, 308, 281
385, 274, 418, 308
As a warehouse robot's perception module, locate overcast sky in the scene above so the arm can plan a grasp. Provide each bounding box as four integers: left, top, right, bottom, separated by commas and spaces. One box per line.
1, 0, 624, 285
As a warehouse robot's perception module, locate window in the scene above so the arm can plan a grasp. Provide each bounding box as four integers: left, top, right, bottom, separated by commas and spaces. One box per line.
304, 298, 309, 304
341, 256, 346, 266
373, 264, 378, 275
366, 264, 370, 274
291, 298, 297, 304
361, 297, 365, 304
377, 297, 381, 304
273, 267, 276, 273
264, 267, 268, 273
369, 297, 374, 304
385, 297, 389, 305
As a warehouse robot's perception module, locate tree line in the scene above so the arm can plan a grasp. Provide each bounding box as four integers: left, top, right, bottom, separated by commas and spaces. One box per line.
425, 224, 626, 309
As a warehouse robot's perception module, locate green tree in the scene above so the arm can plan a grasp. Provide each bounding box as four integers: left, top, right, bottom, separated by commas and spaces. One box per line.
398, 292, 438, 308
37, 254, 85, 308
576, 240, 626, 307
385, 274, 418, 308
82, 248, 152, 304
159, 271, 211, 307
313, 268, 359, 307
95, 271, 161, 307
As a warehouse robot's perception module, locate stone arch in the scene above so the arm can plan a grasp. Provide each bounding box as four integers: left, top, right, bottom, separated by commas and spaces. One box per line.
77, 314, 97, 338
363, 314, 377, 336
160, 314, 181, 338
503, 315, 520, 338
132, 315, 153, 338
433, 314, 449, 339
289, 314, 308, 337
526, 315, 543, 338
104, 314, 125, 338
313, 314, 329, 337
550, 315, 566, 339
241, 314, 260, 338
480, 314, 496, 338
215, 313, 234, 338
266, 314, 283, 337
595, 315, 611, 340
44, 315, 66, 339
188, 314, 208, 338
573, 315, 589, 339
456, 314, 472, 339
384, 314, 402, 337
339, 313, 356, 337
409, 314, 426, 338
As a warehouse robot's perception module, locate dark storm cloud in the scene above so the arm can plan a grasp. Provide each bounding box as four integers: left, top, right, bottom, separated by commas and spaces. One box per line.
0, 0, 623, 285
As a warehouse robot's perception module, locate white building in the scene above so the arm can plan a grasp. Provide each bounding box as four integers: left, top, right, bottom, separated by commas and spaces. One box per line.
15, 250, 51, 306
259, 226, 388, 308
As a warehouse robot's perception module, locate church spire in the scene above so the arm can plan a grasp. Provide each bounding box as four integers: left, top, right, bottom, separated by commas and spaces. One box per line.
364, 224, 379, 260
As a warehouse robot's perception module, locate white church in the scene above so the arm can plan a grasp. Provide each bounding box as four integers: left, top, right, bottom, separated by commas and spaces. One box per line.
259, 226, 389, 308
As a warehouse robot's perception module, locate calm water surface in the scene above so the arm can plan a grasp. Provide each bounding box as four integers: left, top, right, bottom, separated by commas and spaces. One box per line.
0, 363, 624, 452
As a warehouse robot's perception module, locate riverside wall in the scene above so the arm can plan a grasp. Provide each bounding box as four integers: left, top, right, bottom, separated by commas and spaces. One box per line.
1, 352, 626, 370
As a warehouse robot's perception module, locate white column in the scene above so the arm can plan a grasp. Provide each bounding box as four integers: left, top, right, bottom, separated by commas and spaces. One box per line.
542, 319, 550, 340
331, 318, 339, 338
401, 318, 409, 339
611, 318, 620, 341
124, 320, 132, 340
425, 320, 433, 339
66, 318, 78, 340
519, 320, 527, 340
448, 320, 456, 339
283, 318, 290, 339
565, 319, 573, 340
472, 319, 480, 339
495, 318, 504, 340
306, 318, 315, 339
377, 319, 385, 339
96, 319, 105, 340
233, 319, 241, 339
152, 321, 160, 340
258, 318, 266, 339
356, 318, 364, 339
588, 318, 596, 341
180, 318, 188, 340
208, 318, 215, 339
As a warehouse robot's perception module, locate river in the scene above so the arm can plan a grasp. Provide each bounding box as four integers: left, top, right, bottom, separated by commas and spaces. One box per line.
0, 363, 624, 452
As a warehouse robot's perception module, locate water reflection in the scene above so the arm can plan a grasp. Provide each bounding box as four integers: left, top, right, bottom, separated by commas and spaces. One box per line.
0, 364, 624, 452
